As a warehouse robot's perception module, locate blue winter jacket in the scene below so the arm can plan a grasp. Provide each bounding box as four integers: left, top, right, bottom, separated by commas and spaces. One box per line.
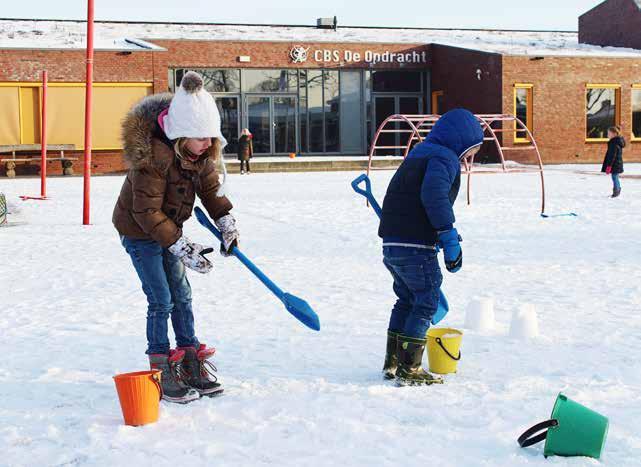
378, 109, 484, 246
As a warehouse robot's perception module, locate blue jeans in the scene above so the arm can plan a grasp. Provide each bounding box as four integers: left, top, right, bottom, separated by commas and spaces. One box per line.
121, 236, 199, 355
383, 246, 443, 339
612, 173, 621, 190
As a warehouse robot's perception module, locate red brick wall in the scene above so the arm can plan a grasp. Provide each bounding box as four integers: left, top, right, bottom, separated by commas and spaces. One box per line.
0, 49, 156, 82
430, 44, 503, 115
579, 0, 641, 50
502, 55, 641, 164
430, 45, 503, 162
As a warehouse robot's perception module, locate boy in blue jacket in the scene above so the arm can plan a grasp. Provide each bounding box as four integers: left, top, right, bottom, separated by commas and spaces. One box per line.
378, 109, 484, 386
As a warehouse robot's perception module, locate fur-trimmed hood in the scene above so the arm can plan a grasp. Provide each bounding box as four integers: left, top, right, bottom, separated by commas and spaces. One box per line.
121, 93, 174, 170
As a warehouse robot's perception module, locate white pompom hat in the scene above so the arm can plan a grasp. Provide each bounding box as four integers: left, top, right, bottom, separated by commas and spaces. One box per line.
164, 71, 227, 145
163, 71, 229, 197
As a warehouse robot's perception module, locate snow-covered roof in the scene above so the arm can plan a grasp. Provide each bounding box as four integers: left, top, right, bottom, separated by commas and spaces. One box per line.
2, 18, 641, 57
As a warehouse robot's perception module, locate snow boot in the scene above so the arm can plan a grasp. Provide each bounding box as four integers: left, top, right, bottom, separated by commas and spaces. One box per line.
383, 330, 399, 380
149, 350, 200, 404
178, 344, 224, 397
612, 187, 621, 198
395, 335, 444, 386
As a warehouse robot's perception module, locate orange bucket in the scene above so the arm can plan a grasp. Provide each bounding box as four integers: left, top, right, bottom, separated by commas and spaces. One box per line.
113, 370, 162, 426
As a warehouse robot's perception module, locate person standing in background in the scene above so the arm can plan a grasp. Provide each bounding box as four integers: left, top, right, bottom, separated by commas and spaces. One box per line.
601, 126, 625, 198
238, 128, 253, 174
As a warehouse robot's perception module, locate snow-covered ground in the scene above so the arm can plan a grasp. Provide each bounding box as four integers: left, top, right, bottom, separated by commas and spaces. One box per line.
1, 166, 640, 466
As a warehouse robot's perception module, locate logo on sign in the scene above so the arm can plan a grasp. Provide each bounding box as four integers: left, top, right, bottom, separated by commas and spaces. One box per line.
290, 46, 310, 63
289, 46, 427, 65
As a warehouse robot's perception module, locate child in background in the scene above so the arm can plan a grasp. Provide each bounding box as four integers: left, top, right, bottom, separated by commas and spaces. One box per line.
601, 126, 625, 198
238, 128, 253, 174
378, 108, 484, 386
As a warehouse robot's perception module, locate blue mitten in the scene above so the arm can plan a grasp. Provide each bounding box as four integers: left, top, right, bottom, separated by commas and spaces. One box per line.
438, 228, 463, 273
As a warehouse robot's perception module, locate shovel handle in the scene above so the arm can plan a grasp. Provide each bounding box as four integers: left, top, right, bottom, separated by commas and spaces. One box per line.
518, 419, 559, 448
351, 174, 382, 218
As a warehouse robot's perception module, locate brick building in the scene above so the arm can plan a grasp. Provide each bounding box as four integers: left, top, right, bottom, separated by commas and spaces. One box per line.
1, 0, 640, 175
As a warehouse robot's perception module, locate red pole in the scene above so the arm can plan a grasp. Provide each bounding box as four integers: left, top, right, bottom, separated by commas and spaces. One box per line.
40, 70, 47, 198
82, 0, 94, 225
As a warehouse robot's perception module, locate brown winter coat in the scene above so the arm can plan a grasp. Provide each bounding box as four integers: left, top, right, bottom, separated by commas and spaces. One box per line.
237, 134, 253, 161
112, 93, 233, 248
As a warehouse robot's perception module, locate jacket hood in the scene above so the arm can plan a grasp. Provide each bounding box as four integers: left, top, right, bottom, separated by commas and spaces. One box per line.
121, 93, 174, 170
426, 109, 484, 158
612, 135, 626, 148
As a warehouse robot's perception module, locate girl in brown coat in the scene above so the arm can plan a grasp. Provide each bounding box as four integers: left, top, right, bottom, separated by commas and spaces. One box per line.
113, 71, 239, 403
237, 128, 253, 174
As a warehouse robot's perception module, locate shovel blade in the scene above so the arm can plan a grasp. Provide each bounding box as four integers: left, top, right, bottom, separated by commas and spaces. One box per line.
283, 293, 321, 331
432, 289, 449, 325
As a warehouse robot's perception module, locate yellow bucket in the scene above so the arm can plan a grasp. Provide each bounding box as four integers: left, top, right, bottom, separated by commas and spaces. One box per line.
426, 328, 463, 374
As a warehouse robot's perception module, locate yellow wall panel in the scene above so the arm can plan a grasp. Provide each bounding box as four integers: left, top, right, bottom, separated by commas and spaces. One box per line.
20, 87, 41, 144
47, 86, 85, 148
2, 83, 152, 150
0, 87, 20, 145
92, 86, 151, 149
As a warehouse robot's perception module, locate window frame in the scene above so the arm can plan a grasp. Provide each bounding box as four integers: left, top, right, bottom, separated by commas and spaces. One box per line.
585, 83, 621, 143
632, 84, 641, 142
431, 90, 444, 114
513, 83, 533, 144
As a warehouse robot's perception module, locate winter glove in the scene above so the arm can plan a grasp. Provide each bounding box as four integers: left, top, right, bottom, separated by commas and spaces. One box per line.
438, 228, 463, 273
168, 236, 214, 274
214, 213, 239, 257
606, 166, 612, 175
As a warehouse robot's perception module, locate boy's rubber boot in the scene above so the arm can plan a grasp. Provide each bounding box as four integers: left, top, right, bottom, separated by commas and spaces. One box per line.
383, 330, 400, 380
149, 350, 200, 404
178, 344, 224, 397
612, 187, 621, 198
395, 335, 444, 386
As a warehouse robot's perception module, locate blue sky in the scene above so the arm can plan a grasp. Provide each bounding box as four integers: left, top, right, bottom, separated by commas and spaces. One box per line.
2, 0, 602, 31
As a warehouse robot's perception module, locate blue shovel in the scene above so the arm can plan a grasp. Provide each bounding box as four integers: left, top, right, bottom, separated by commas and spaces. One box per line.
351, 174, 449, 324
194, 207, 320, 331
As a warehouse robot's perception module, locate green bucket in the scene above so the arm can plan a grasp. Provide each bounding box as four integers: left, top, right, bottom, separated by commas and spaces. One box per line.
518, 393, 609, 459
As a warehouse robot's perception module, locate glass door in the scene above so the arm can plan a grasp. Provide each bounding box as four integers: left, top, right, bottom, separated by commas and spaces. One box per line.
273, 96, 297, 154
246, 96, 271, 154
373, 95, 423, 156
245, 95, 298, 155
214, 96, 240, 154
374, 96, 396, 154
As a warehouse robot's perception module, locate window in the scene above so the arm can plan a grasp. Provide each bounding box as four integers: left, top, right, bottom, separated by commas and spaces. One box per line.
242, 69, 297, 93
172, 69, 241, 93
633, 85, 641, 140
214, 97, 239, 154
371, 71, 422, 93
324, 70, 340, 152
514, 84, 533, 142
586, 84, 620, 141
307, 70, 324, 152
298, 70, 308, 152
303, 70, 343, 153
168, 69, 174, 92
339, 70, 363, 153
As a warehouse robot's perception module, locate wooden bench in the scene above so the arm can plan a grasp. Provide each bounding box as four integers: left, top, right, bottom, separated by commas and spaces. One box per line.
0, 144, 77, 177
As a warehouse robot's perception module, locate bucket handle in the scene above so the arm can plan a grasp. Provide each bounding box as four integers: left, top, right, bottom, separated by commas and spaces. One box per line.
435, 337, 461, 361
517, 419, 559, 448
151, 371, 163, 402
